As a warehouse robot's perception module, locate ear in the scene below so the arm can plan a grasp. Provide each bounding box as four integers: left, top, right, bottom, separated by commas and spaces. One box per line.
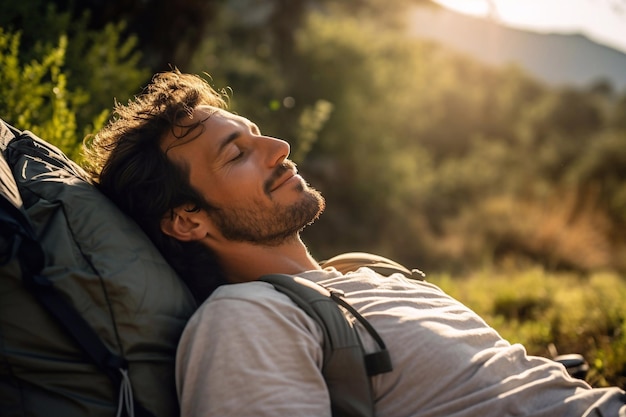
160, 205, 212, 242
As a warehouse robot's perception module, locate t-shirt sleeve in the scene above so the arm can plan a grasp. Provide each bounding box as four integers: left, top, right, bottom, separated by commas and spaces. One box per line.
176, 282, 331, 417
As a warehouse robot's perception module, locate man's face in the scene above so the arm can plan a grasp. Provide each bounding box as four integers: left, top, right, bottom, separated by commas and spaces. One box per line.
161, 105, 325, 246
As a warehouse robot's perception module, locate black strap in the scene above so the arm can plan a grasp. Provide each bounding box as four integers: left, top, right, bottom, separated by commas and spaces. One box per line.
328, 290, 392, 376
320, 252, 425, 280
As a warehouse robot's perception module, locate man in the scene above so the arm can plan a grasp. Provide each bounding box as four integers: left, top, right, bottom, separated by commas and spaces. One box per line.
87, 69, 626, 416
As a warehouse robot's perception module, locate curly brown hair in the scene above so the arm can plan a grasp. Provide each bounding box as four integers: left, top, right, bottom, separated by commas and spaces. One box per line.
84, 69, 229, 302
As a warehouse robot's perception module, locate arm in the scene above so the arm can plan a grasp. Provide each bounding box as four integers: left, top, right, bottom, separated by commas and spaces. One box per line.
176, 282, 331, 417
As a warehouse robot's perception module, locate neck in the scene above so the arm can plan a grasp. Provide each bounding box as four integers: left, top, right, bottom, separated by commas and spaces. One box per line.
213, 234, 321, 283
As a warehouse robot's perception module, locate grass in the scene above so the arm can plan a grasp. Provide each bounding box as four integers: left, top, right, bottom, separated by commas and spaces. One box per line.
427, 265, 626, 388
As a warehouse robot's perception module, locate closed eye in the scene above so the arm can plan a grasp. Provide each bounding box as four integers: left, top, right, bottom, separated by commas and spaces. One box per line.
230, 150, 244, 162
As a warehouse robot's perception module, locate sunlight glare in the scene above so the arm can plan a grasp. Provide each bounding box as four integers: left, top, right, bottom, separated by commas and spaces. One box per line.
430, 0, 626, 54
432, 0, 489, 17
495, 0, 587, 31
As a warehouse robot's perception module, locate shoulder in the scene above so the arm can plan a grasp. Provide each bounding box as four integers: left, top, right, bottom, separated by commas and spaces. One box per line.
192, 281, 292, 320
183, 281, 323, 341
210, 281, 281, 301
203, 280, 296, 312
176, 281, 330, 416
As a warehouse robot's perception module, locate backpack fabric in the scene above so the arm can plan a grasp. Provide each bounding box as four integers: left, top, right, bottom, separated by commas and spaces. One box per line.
0, 120, 197, 417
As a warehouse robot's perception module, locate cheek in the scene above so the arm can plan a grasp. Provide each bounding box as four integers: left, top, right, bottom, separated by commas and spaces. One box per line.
188, 153, 270, 205
229, 163, 267, 194
206, 173, 264, 207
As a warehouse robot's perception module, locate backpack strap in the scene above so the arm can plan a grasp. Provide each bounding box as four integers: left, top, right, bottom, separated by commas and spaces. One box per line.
260, 274, 393, 417
320, 251, 425, 280
0, 124, 156, 417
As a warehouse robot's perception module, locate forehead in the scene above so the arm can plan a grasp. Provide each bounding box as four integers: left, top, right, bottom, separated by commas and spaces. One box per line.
193, 105, 250, 126
160, 105, 249, 153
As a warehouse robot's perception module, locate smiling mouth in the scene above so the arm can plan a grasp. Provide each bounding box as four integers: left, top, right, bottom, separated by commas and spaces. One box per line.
265, 161, 300, 195
269, 170, 297, 193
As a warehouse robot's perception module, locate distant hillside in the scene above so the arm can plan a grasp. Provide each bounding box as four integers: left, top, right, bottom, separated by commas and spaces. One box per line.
409, 5, 626, 92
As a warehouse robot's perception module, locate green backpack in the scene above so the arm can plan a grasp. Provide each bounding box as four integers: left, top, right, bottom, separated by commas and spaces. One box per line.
0, 121, 197, 417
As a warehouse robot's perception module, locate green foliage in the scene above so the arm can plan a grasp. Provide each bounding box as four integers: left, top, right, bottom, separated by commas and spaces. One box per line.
0, 1, 74, 57
279, 6, 626, 274
291, 12, 438, 255
0, 30, 80, 157
430, 267, 626, 388
1, 0, 150, 160
292, 99, 334, 163
65, 21, 149, 131
186, 5, 289, 137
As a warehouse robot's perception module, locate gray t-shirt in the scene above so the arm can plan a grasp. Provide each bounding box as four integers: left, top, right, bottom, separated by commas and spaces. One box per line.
176, 267, 626, 416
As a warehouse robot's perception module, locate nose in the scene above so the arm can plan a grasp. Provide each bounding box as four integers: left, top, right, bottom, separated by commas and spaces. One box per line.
261, 136, 290, 167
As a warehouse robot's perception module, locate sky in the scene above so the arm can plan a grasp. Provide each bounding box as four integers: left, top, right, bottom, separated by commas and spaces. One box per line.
432, 0, 626, 54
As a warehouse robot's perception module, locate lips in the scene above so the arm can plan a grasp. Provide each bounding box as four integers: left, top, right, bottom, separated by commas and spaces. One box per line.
269, 170, 297, 192
265, 161, 300, 194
